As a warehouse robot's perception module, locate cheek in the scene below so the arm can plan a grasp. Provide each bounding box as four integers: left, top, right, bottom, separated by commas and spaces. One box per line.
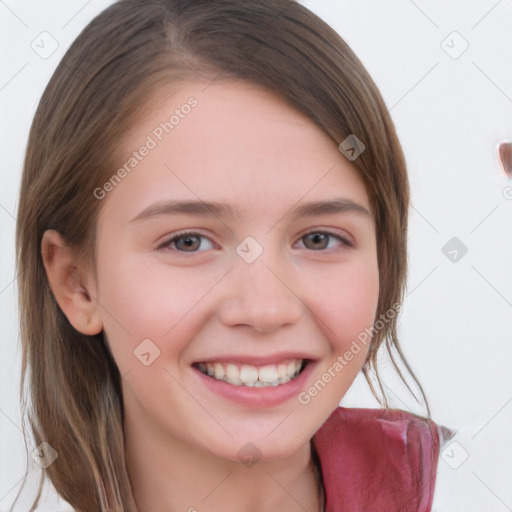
295, 256, 379, 417
94, 250, 224, 367
303, 254, 380, 351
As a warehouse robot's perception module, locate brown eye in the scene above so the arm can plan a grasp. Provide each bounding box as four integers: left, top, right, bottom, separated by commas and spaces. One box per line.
303, 232, 330, 250
158, 232, 214, 252
297, 231, 353, 251
174, 235, 201, 251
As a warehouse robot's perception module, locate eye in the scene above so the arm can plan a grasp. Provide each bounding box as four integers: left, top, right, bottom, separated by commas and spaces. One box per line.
296, 231, 353, 251
158, 231, 215, 252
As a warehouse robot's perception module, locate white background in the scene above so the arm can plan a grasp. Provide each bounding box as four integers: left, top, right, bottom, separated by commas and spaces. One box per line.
1, 0, 511, 510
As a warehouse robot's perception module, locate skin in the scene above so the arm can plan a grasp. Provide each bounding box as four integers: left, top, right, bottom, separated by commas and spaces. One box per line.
42, 80, 380, 512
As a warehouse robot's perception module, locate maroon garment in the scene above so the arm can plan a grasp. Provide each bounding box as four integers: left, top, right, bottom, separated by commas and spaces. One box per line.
312, 407, 443, 511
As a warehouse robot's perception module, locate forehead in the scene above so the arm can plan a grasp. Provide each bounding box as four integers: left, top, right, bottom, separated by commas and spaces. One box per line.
99, 80, 372, 223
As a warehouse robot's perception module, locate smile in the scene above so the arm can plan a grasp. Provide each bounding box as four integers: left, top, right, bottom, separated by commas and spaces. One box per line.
195, 359, 306, 387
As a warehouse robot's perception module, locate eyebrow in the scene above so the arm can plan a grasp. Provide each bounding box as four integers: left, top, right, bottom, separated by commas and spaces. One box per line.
129, 197, 372, 223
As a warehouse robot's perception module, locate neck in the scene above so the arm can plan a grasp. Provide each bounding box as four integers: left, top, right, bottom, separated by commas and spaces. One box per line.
124, 410, 322, 512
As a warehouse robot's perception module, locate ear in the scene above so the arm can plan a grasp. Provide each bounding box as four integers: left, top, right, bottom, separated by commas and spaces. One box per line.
41, 229, 103, 335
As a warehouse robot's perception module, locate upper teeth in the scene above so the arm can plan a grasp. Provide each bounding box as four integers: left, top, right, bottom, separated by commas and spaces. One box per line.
197, 359, 303, 387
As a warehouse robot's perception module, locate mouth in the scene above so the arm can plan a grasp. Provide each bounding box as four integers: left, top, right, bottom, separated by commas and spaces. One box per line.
193, 359, 308, 387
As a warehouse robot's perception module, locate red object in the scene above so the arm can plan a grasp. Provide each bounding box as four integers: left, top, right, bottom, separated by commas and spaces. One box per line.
313, 407, 443, 511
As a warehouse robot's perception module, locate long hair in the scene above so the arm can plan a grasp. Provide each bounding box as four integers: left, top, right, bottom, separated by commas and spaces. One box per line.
15, 0, 428, 510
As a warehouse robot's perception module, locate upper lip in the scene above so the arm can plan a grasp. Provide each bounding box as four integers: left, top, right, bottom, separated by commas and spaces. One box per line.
193, 352, 318, 366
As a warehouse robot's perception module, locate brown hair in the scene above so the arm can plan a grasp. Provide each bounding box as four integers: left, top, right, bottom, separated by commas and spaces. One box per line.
15, 0, 430, 510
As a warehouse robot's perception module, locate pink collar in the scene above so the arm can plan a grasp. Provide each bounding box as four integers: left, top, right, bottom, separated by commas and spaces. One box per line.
312, 407, 441, 511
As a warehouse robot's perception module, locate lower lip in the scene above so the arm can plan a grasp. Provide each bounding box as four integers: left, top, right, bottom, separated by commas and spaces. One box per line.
192, 361, 316, 408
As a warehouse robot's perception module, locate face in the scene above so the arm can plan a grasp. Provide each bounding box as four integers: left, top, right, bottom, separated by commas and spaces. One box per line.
92, 80, 379, 462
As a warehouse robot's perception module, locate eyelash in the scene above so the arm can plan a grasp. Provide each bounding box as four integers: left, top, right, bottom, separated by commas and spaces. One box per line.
157, 229, 354, 253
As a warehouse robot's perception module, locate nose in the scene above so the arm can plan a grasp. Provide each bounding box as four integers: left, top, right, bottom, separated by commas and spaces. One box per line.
218, 255, 303, 333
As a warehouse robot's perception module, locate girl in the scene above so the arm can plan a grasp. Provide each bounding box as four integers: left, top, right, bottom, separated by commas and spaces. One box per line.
15, 0, 450, 510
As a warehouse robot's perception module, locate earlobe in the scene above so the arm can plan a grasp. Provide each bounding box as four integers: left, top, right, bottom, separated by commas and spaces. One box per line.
41, 229, 103, 335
